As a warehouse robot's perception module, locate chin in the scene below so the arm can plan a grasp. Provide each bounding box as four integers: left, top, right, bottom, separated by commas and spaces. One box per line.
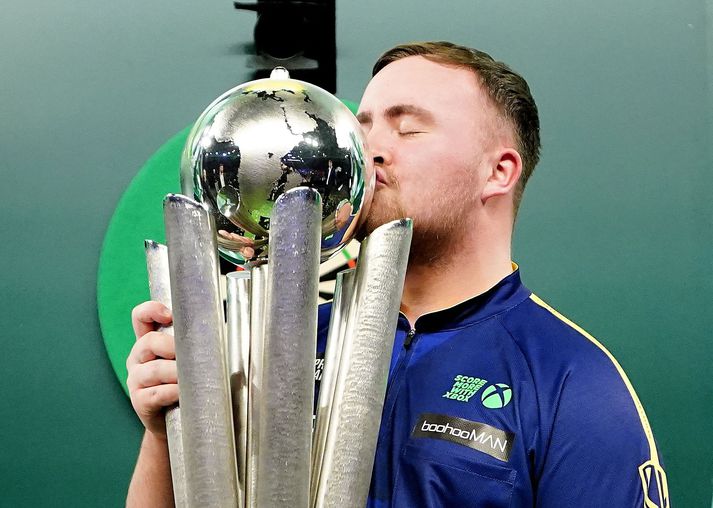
355, 212, 401, 242
355, 188, 405, 241
354, 214, 379, 242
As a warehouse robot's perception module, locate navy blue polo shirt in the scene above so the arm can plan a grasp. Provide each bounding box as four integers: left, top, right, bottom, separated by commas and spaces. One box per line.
315, 266, 669, 507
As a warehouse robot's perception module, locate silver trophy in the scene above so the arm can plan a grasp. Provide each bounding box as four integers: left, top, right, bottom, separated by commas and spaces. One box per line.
144, 68, 412, 508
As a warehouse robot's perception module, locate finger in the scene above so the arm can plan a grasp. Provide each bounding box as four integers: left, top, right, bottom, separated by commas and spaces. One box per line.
128, 359, 178, 389
127, 331, 176, 370
126, 331, 175, 370
133, 384, 180, 417
131, 301, 173, 338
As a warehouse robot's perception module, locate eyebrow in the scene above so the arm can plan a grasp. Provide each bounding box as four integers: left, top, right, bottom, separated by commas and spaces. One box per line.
356, 104, 435, 124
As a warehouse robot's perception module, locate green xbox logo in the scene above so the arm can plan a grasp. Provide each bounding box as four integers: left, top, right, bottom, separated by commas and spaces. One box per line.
481, 383, 513, 409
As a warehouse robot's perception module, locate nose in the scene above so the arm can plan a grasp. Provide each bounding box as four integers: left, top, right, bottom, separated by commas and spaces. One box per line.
365, 127, 392, 168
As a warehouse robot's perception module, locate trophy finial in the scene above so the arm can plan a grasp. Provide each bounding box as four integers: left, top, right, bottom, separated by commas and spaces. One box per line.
269, 66, 290, 79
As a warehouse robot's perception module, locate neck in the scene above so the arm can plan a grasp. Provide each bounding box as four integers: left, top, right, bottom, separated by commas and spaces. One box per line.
400, 217, 514, 327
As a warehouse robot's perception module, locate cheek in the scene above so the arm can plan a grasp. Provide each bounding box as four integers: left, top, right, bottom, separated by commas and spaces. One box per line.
393, 130, 482, 197
406, 151, 477, 197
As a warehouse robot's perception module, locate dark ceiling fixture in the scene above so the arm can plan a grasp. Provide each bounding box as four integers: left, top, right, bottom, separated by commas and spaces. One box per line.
234, 0, 337, 93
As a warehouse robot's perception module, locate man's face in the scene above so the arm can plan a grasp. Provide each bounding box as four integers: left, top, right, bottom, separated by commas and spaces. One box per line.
356, 56, 504, 262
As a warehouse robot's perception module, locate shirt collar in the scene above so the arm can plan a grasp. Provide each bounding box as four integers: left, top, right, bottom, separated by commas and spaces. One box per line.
410, 263, 531, 333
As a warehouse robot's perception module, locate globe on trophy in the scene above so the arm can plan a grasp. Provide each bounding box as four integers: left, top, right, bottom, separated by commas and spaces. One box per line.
181, 66, 374, 265
145, 67, 412, 508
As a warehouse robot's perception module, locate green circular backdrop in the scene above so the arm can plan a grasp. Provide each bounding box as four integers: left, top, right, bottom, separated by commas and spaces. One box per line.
98, 99, 359, 395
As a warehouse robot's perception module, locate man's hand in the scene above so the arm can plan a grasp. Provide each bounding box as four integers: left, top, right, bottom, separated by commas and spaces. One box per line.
127, 301, 178, 439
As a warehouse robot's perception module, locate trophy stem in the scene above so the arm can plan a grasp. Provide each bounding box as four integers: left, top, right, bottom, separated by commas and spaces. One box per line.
310, 268, 356, 507
164, 194, 240, 508
245, 263, 268, 508
226, 271, 252, 506
256, 187, 322, 508
144, 240, 188, 508
314, 218, 412, 508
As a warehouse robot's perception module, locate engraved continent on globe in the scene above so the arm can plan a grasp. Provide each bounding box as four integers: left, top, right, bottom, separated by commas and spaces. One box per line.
180, 70, 374, 264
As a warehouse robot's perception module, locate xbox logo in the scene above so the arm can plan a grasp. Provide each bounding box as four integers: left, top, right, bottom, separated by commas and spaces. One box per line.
481, 383, 512, 409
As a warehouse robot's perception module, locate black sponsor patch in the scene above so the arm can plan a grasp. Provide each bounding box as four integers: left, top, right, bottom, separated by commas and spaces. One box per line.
412, 413, 515, 462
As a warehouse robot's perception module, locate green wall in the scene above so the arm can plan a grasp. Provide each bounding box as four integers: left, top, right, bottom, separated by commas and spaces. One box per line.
1, 0, 710, 506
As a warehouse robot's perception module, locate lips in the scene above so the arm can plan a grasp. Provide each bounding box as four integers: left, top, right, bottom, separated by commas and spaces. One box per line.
375, 168, 388, 186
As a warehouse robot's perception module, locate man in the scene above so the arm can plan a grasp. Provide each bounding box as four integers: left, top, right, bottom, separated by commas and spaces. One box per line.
126, 42, 669, 507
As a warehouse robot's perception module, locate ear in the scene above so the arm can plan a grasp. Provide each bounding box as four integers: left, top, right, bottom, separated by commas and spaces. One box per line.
481, 149, 523, 203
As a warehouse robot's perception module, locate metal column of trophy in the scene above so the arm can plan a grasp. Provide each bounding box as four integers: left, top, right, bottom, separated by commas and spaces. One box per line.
144, 68, 412, 508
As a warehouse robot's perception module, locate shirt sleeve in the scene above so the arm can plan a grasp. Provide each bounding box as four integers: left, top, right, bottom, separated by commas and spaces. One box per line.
535, 349, 669, 507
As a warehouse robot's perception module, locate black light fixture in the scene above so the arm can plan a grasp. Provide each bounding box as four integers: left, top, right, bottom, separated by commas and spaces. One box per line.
234, 0, 337, 93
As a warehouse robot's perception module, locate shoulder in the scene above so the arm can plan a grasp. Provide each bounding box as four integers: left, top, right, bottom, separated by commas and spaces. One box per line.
500, 292, 634, 380
501, 294, 668, 506
500, 292, 651, 430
